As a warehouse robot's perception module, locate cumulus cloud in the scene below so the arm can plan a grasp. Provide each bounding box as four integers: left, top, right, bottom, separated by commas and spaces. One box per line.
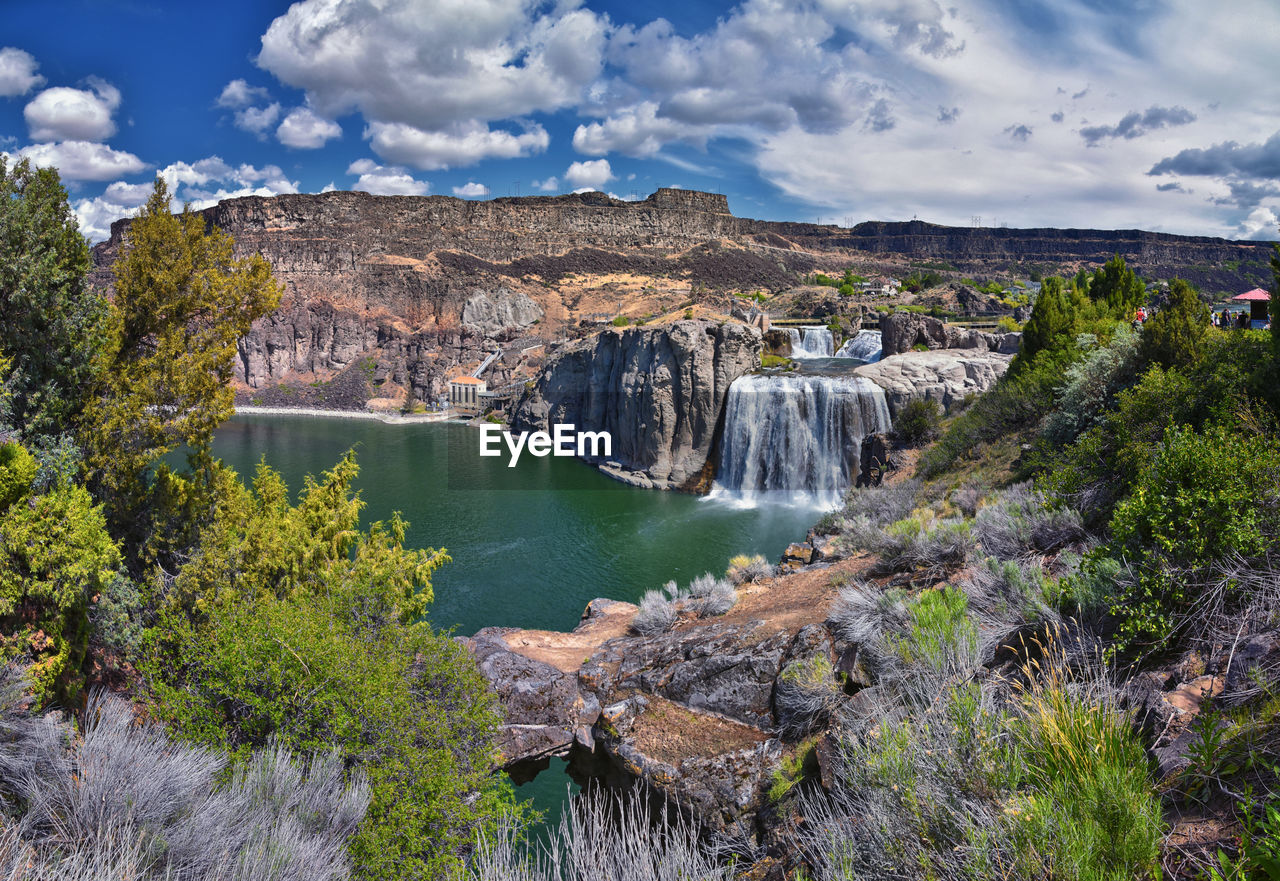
532, 176, 559, 192
24, 78, 121, 141
866, 99, 896, 133
1004, 124, 1032, 142
277, 106, 342, 148
216, 78, 271, 109
564, 158, 613, 189
1080, 105, 1196, 146
1050, 110, 1064, 123
452, 181, 488, 198
17, 140, 145, 181
573, 0, 957, 158
1149, 131, 1280, 181
0, 47, 44, 97
572, 101, 704, 157
235, 103, 281, 135
365, 120, 548, 170
102, 180, 153, 207
70, 158, 299, 242
257, 0, 607, 131
347, 158, 429, 195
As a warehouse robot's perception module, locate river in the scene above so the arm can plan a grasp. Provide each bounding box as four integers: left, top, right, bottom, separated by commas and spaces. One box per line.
209, 413, 825, 818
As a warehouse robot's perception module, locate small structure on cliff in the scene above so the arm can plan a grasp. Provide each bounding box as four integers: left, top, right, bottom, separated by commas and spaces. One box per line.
448, 376, 486, 410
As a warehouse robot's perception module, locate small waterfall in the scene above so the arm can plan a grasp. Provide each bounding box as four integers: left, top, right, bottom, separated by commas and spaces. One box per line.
710, 374, 891, 507
787, 326, 835, 358
835, 329, 882, 362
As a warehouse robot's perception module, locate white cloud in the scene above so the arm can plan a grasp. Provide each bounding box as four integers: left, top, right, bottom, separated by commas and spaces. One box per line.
24, 78, 121, 142
320, 181, 338, 193
365, 120, 548, 170
217, 78, 271, 109
72, 158, 302, 242
103, 180, 153, 207
346, 158, 429, 195
277, 106, 342, 148
235, 102, 281, 135
532, 176, 559, 192
452, 181, 488, 198
17, 140, 145, 181
564, 158, 613, 189
257, 0, 608, 132
72, 196, 132, 243
0, 47, 44, 97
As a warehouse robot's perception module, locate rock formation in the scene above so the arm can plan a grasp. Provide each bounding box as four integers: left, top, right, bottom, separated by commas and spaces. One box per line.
878, 310, 1016, 357
510, 320, 762, 490
88, 187, 1272, 409
854, 349, 1013, 415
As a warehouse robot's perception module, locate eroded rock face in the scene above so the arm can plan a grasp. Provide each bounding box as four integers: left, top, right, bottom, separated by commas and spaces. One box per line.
462, 288, 544, 337
878, 311, 1013, 357
511, 320, 762, 490
854, 349, 1013, 415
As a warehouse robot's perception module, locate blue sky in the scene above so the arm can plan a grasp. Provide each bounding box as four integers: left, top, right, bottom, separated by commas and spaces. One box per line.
2, 0, 1278, 242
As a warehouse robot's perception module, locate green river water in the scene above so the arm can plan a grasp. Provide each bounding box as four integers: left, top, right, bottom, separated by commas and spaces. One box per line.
210, 414, 824, 820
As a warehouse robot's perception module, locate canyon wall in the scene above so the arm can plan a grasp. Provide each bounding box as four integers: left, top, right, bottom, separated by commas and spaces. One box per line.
89, 188, 1274, 406
510, 320, 762, 490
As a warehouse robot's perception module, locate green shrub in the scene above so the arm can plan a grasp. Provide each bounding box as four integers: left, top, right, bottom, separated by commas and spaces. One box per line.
148, 588, 511, 881
1104, 422, 1280, 650
761, 353, 793, 369
1001, 677, 1164, 879
892, 398, 942, 447
0, 481, 120, 701
0, 441, 36, 510
610, 315, 630, 326
889, 586, 977, 672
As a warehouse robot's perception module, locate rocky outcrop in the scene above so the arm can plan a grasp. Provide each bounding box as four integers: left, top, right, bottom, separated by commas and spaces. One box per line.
854, 349, 1013, 415
89, 187, 1268, 407
879, 311, 1014, 357
464, 595, 800, 836
461, 288, 543, 337
510, 320, 762, 490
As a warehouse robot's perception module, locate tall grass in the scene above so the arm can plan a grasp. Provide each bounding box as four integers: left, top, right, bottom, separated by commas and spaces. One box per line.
461, 791, 731, 881
0, 671, 369, 881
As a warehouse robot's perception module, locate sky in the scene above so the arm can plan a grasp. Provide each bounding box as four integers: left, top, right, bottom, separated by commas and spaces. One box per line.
2, 0, 1279, 243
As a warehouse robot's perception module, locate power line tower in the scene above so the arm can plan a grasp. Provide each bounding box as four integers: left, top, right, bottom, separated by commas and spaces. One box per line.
971, 215, 982, 228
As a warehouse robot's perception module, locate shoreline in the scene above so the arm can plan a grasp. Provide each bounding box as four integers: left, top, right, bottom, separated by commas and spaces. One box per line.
233, 404, 460, 425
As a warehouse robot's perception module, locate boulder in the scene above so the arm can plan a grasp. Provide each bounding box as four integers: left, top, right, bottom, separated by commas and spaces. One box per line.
854, 349, 1013, 415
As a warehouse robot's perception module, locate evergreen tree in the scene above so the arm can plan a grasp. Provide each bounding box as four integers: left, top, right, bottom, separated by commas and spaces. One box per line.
1015, 276, 1073, 370
1089, 253, 1146, 318
0, 158, 110, 437
84, 179, 280, 528
1139, 278, 1209, 369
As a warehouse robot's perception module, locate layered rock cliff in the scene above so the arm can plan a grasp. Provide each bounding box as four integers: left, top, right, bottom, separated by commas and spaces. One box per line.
88, 187, 1273, 408
510, 320, 761, 490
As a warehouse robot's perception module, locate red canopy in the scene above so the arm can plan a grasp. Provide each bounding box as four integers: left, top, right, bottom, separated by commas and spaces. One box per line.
1232, 288, 1271, 301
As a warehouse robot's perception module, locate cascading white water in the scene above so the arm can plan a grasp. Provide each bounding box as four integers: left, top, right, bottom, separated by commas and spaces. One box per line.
786, 326, 835, 358
834, 329, 882, 362
710, 374, 892, 507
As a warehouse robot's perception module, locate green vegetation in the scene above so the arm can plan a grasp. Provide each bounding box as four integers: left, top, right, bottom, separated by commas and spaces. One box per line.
761, 353, 794, 369
891, 397, 942, 446
0, 171, 513, 880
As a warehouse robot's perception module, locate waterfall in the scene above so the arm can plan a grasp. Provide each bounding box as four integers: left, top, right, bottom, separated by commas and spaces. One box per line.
710, 374, 892, 507
786, 326, 835, 358
835, 329, 882, 362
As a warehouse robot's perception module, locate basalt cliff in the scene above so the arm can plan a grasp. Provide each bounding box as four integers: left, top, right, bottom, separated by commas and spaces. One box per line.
89, 188, 1274, 409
